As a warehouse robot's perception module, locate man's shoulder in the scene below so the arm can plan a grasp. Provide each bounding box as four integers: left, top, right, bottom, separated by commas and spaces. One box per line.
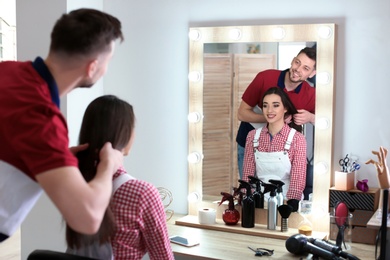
301, 82, 316, 94
259, 69, 281, 76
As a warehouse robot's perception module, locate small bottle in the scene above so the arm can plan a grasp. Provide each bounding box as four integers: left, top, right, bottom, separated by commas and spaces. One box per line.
248, 176, 264, 209
218, 192, 240, 225
263, 183, 278, 230
269, 179, 285, 206
238, 180, 255, 228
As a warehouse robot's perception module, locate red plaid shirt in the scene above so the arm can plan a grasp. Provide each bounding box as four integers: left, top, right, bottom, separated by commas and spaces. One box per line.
242, 124, 307, 200
110, 167, 174, 260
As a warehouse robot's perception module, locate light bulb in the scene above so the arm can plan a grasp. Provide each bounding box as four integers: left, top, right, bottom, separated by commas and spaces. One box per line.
188, 71, 202, 82
315, 161, 328, 175
318, 26, 332, 39
316, 117, 330, 130
187, 152, 203, 163
188, 29, 201, 41
188, 112, 202, 123
272, 27, 285, 40
317, 72, 331, 84
187, 192, 201, 203
229, 28, 241, 40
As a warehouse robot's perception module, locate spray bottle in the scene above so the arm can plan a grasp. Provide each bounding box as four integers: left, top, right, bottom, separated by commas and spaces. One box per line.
218, 192, 240, 225
263, 183, 278, 230
248, 176, 264, 209
237, 180, 255, 228
269, 179, 285, 206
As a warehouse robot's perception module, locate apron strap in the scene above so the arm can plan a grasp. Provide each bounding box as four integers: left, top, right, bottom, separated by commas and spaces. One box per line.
112, 174, 135, 195
253, 127, 263, 149
284, 128, 297, 151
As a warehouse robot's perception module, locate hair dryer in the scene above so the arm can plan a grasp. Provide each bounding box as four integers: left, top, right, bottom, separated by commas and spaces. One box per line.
308, 237, 360, 260
285, 234, 342, 260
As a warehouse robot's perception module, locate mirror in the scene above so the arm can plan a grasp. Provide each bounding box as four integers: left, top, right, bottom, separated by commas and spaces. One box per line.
187, 24, 336, 232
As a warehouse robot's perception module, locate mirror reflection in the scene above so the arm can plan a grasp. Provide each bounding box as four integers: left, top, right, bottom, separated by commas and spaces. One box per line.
187, 24, 336, 232
202, 42, 316, 201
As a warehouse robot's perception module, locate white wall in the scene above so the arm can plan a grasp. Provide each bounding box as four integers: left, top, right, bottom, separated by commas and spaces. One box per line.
11, 0, 390, 257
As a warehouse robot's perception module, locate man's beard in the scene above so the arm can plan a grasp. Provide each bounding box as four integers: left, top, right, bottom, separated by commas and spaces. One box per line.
78, 83, 94, 89
288, 69, 303, 84
78, 79, 95, 89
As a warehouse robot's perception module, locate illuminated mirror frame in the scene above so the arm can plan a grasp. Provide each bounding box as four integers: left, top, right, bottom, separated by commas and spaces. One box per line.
188, 24, 336, 232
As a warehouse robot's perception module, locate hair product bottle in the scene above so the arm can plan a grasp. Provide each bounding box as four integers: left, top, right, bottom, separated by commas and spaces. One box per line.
248, 176, 264, 209
269, 179, 285, 206
238, 180, 255, 228
263, 183, 278, 230
218, 192, 240, 225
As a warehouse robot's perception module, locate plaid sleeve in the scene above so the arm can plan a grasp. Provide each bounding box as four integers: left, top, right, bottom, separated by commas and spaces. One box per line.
286, 132, 307, 200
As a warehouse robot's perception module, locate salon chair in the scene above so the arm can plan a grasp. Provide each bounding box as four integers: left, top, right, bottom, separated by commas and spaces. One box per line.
27, 250, 98, 260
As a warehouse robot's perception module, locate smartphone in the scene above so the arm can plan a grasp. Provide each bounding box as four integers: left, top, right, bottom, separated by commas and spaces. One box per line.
169, 235, 200, 247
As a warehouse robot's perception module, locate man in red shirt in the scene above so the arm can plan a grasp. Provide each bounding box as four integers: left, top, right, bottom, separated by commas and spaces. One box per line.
0, 9, 124, 242
236, 47, 316, 208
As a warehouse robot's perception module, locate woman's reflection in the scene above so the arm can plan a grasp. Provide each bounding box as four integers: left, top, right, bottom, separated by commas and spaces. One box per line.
236, 47, 317, 180
241, 87, 307, 212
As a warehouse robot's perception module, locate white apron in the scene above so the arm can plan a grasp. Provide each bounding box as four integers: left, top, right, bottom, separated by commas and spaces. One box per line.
0, 161, 43, 242
253, 127, 296, 200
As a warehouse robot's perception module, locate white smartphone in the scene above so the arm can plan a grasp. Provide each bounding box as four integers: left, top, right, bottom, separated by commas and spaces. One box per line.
169, 235, 200, 247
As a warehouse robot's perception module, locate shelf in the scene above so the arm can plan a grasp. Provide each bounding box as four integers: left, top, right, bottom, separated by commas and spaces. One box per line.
175, 215, 328, 240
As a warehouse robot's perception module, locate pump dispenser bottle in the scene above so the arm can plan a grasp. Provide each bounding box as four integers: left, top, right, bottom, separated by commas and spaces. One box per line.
248, 176, 264, 209
263, 183, 278, 230
269, 179, 285, 206
237, 180, 255, 228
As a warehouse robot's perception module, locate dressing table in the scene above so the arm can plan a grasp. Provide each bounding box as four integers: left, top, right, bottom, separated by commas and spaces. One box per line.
167, 215, 375, 259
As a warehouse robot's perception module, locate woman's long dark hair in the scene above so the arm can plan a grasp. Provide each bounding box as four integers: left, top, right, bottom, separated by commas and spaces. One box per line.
66, 95, 135, 249
262, 87, 302, 133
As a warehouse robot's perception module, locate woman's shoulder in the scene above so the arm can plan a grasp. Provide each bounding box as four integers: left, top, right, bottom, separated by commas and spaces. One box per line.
291, 129, 307, 143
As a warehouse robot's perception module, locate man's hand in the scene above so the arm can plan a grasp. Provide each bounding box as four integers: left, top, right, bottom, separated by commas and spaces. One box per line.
284, 115, 292, 124
98, 142, 123, 175
366, 146, 390, 189
293, 109, 315, 125
69, 143, 89, 155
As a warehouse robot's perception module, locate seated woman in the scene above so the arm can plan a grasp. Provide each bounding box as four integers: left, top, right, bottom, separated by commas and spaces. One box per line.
242, 87, 306, 211
66, 95, 174, 260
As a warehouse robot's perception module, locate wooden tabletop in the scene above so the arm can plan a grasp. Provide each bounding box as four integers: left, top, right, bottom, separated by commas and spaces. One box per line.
167, 215, 375, 260
367, 209, 390, 229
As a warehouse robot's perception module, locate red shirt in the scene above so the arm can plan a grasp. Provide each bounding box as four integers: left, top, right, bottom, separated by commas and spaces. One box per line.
111, 167, 174, 260
242, 69, 315, 113
242, 124, 307, 200
0, 59, 77, 180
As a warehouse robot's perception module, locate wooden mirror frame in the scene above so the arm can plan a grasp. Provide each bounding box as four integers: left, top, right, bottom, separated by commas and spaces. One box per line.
187, 24, 336, 232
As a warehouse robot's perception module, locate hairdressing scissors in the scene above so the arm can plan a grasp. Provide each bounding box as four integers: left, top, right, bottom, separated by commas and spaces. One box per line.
347, 161, 360, 172
248, 247, 274, 257
339, 154, 351, 172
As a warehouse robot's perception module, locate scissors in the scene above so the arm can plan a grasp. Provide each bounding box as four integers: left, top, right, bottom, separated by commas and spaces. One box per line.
348, 162, 360, 172
339, 154, 351, 172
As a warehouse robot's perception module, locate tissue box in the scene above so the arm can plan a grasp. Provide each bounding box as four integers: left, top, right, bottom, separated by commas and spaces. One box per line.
335, 171, 355, 190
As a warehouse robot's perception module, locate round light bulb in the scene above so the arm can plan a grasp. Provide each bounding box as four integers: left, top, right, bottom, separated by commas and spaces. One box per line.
317, 72, 331, 85
315, 161, 328, 175
318, 26, 332, 39
316, 117, 330, 130
188, 71, 202, 82
187, 152, 203, 164
187, 192, 200, 203
229, 28, 241, 40
272, 27, 285, 40
188, 112, 202, 123
188, 29, 201, 41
